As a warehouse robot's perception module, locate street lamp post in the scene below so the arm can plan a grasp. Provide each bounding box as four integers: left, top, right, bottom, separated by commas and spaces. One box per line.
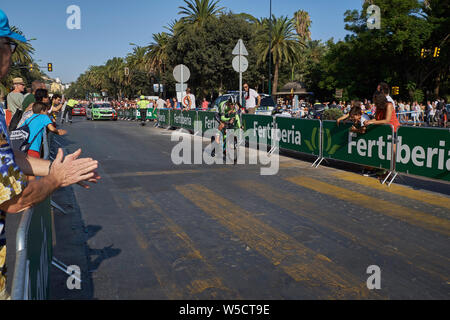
268, 0, 272, 96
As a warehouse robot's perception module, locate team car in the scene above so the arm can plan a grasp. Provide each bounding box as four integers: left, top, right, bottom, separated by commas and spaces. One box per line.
86, 102, 118, 121
72, 104, 87, 116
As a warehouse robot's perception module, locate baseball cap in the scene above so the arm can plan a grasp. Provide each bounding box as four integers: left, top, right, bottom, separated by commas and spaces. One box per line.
0, 9, 27, 43
140, 95, 145, 99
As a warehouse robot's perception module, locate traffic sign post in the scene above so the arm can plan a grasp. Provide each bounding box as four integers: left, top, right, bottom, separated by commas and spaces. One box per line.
173, 64, 190, 107
232, 39, 249, 107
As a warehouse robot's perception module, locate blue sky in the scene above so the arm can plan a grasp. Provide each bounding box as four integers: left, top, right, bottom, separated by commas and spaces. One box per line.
2, 0, 363, 83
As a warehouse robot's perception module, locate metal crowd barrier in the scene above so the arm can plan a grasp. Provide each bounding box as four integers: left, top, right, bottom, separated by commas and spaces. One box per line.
153, 109, 450, 183
10, 131, 54, 300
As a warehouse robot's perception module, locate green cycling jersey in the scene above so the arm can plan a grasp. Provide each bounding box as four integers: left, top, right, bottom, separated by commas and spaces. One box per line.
219, 101, 241, 128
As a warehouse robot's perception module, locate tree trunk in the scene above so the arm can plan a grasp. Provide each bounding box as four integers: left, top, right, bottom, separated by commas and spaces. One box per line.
272, 61, 279, 96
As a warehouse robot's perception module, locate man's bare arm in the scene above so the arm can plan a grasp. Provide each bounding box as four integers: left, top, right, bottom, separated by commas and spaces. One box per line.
3, 149, 99, 213
0, 175, 59, 213
14, 149, 50, 177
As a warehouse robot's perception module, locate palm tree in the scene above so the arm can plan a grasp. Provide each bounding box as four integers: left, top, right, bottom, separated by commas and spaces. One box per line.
293, 10, 311, 42
291, 40, 327, 82
10, 26, 34, 65
146, 32, 170, 74
106, 57, 126, 98
256, 16, 305, 95
178, 0, 224, 29
127, 46, 149, 74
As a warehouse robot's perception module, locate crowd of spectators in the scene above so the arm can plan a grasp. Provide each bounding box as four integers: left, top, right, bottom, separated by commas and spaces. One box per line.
275, 95, 447, 128
110, 88, 212, 115
0, 9, 100, 300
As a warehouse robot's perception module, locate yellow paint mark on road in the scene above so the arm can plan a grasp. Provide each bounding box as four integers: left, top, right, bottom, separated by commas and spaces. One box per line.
109, 168, 230, 178
286, 176, 450, 236
176, 184, 372, 299
188, 278, 224, 295
129, 191, 237, 299
130, 199, 146, 208
330, 171, 450, 210
112, 193, 184, 300
143, 197, 204, 261
279, 161, 305, 168
238, 180, 449, 282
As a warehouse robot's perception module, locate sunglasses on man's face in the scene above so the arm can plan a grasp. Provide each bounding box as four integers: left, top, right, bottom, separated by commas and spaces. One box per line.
0, 38, 17, 54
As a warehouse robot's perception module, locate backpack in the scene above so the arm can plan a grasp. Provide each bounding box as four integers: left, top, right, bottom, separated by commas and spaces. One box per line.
9, 108, 23, 131
9, 115, 45, 153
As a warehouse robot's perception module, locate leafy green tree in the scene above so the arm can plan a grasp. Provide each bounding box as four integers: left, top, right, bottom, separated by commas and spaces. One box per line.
166, 13, 264, 99
310, 0, 443, 102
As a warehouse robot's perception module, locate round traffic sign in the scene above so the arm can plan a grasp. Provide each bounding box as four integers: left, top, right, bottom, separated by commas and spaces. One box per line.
173, 64, 190, 83
232, 56, 248, 73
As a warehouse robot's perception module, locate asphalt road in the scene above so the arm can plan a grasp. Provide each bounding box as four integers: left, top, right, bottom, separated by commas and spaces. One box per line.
49, 116, 449, 300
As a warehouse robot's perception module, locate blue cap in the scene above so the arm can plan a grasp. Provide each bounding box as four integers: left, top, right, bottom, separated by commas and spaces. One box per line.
0, 9, 27, 42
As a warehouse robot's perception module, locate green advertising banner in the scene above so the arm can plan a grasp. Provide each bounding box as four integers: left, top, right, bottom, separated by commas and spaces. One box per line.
26, 197, 52, 300
322, 121, 394, 170
172, 110, 197, 131
157, 109, 170, 127
274, 117, 321, 156
197, 111, 219, 133
146, 108, 158, 120
396, 127, 450, 181
242, 114, 275, 146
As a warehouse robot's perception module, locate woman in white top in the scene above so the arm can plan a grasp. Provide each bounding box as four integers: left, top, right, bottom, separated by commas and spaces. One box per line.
429, 103, 436, 126
412, 102, 420, 126
397, 102, 404, 122
404, 103, 410, 121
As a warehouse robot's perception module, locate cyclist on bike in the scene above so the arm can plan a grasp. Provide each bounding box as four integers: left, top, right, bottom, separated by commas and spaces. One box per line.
214, 97, 241, 144
137, 95, 150, 125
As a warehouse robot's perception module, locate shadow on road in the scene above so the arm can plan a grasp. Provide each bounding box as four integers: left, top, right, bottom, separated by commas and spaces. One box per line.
50, 184, 122, 300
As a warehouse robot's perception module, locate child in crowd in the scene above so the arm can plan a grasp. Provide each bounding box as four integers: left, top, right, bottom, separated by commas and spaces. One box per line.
20, 102, 67, 159
337, 101, 370, 133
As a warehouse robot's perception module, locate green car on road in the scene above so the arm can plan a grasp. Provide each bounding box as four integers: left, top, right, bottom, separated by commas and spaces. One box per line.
86, 102, 118, 121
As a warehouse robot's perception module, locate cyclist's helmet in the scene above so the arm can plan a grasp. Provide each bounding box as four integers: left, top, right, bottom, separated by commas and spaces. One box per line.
227, 96, 236, 105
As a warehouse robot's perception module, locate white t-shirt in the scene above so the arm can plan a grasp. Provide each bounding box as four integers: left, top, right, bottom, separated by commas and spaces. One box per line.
244, 89, 259, 109
156, 98, 166, 109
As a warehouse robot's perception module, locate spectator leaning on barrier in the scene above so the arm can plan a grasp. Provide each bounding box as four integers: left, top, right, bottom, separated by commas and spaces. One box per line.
49, 94, 64, 124
156, 96, 166, 109
166, 99, 172, 109
0, 9, 100, 300
22, 102, 67, 159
